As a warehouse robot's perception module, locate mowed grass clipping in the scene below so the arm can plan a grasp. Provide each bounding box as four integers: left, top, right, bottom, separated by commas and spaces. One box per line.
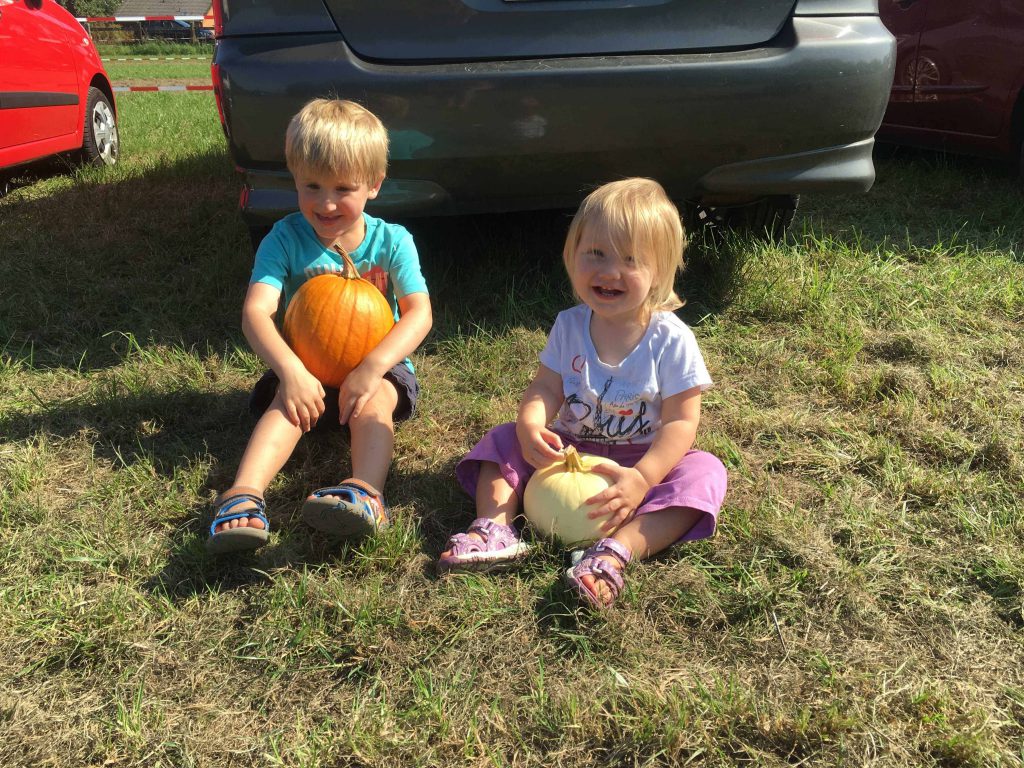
1, 91, 1023, 768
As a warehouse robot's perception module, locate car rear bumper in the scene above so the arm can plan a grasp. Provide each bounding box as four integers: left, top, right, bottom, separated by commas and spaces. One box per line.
216, 15, 894, 223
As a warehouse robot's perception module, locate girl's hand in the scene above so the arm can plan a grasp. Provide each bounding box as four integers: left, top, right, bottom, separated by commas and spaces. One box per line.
337, 362, 383, 424
278, 368, 327, 432
516, 424, 565, 469
585, 464, 651, 534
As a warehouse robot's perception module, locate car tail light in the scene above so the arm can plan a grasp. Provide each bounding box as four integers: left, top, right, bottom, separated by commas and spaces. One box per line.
211, 61, 228, 137
212, 2, 224, 36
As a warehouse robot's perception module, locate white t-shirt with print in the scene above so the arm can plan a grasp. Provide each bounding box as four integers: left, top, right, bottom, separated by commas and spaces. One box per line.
538, 304, 712, 445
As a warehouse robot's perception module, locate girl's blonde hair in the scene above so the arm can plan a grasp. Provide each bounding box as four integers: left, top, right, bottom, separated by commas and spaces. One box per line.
562, 178, 687, 314
285, 98, 388, 184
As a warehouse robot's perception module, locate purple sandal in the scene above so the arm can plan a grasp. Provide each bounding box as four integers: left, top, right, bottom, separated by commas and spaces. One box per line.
437, 518, 532, 574
564, 538, 633, 608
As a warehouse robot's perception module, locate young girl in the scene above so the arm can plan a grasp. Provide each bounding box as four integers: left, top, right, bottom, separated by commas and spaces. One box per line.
438, 178, 727, 608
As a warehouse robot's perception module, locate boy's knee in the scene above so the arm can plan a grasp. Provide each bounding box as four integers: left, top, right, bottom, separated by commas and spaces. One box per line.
351, 381, 399, 423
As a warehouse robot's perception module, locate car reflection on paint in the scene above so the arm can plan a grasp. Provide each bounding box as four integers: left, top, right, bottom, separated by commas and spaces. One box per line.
138, 19, 213, 42
878, 0, 1024, 175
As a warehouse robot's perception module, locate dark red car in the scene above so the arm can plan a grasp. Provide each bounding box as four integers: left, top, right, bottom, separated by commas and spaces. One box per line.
0, 0, 119, 178
878, 0, 1024, 174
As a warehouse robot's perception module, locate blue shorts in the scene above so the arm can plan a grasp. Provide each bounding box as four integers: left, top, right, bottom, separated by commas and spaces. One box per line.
248, 363, 419, 430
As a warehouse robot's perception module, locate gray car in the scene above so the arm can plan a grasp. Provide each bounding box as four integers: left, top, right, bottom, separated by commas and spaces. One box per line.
211, 0, 895, 243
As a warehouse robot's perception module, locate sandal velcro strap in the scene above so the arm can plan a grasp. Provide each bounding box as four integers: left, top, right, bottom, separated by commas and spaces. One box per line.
307, 479, 389, 530
588, 537, 632, 567
437, 517, 531, 574
209, 492, 268, 535
467, 517, 517, 539
565, 537, 633, 608
206, 489, 271, 553
444, 518, 520, 555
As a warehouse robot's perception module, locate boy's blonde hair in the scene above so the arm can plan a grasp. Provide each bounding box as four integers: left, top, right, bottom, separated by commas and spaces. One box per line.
285, 98, 388, 183
562, 178, 687, 314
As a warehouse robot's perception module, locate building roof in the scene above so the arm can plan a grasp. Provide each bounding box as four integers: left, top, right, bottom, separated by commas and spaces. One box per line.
115, 0, 211, 16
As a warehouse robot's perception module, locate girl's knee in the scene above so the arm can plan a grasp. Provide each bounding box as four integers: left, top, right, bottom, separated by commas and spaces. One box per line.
688, 450, 728, 482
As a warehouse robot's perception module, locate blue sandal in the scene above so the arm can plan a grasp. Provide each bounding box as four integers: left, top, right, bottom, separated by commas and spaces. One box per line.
205, 487, 270, 554
301, 478, 390, 539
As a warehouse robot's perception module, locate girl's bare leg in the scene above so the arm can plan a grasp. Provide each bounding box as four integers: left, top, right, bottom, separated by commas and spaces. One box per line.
580, 506, 703, 604
439, 461, 518, 558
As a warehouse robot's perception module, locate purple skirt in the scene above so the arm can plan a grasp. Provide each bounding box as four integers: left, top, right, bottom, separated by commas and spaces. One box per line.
456, 422, 726, 544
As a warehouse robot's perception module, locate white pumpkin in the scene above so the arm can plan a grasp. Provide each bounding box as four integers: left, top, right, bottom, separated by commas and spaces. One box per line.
523, 446, 620, 546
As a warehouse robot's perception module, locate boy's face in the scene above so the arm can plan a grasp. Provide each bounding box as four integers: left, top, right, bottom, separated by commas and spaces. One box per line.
294, 168, 384, 248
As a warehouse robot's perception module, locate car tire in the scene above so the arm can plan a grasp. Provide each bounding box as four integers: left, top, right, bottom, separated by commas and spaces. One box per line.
684, 194, 798, 244
80, 87, 119, 167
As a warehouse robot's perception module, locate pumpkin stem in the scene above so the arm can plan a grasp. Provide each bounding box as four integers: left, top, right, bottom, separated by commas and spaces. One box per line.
563, 445, 584, 472
332, 244, 360, 279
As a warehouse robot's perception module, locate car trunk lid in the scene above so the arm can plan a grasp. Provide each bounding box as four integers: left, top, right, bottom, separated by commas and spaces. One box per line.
323, 0, 796, 61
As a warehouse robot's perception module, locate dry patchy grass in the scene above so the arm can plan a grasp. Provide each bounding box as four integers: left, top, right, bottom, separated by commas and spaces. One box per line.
1, 97, 1023, 767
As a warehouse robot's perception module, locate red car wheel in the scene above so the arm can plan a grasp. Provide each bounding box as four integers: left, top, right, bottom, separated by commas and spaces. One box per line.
81, 88, 120, 167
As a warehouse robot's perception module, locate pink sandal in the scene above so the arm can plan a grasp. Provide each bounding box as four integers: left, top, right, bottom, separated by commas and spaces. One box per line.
564, 538, 633, 608
437, 518, 532, 574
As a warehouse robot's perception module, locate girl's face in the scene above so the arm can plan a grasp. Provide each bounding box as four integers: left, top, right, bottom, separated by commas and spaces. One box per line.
294, 169, 382, 248
569, 219, 654, 325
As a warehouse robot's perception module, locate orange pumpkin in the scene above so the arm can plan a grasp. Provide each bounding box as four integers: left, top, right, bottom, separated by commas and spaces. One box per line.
282, 245, 395, 387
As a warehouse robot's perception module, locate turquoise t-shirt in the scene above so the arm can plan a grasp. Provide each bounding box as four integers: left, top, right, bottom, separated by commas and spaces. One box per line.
250, 211, 429, 371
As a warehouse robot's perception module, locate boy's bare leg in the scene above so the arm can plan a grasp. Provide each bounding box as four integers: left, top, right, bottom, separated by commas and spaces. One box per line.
580, 506, 703, 604
215, 395, 303, 533
439, 461, 518, 559
310, 379, 399, 497
346, 379, 399, 491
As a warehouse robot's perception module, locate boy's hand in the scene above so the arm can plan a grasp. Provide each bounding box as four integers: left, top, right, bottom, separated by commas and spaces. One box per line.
585, 464, 650, 534
516, 424, 564, 469
278, 367, 326, 432
337, 362, 384, 424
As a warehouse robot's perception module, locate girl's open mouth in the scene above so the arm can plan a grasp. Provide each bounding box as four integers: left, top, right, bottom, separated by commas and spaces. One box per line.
593, 286, 624, 298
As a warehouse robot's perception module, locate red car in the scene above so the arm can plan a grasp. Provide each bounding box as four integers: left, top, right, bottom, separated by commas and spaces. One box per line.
0, 0, 119, 180
878, 0, 1024, 174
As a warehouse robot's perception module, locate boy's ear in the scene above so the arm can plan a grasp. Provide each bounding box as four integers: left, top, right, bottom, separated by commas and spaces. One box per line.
367, 175, 385, 199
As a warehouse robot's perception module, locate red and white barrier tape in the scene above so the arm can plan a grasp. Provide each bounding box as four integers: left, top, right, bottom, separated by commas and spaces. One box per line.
113, 84, 213, 92
104, 56, 208, 61
76, 15, 211, 22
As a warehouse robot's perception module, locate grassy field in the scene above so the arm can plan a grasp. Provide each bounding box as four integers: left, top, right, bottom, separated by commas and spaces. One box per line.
1, 90, 1023, 767
97, 44, 211, 85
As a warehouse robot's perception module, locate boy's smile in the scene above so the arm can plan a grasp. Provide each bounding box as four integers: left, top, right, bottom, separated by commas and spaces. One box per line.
294, 169, 383, 250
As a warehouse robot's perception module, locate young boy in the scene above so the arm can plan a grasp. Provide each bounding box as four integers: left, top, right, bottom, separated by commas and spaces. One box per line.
207, 98, 432, 554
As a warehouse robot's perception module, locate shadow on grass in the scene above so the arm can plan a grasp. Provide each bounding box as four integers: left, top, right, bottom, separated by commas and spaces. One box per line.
2, 163, 575, 373
3, 141, 1021, 378
387, 458, 467, 558
0, 148, 251, 371
0, 386, 251, 479
407, 208, 577, 342
800, 147, 1024, 258
143, 430, 459, 602
0, 154, 84, 195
